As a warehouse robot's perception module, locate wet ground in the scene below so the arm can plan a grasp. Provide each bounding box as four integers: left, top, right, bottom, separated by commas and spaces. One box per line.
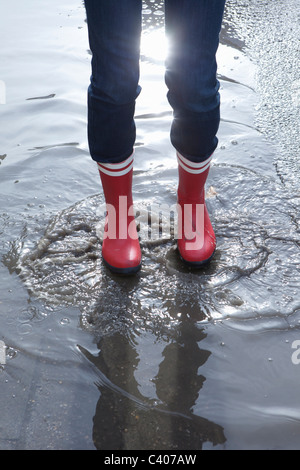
0, 0, 299, 450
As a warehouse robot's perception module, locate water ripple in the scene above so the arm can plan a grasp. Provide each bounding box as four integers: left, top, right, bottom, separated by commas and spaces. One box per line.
10, 163, 299, 338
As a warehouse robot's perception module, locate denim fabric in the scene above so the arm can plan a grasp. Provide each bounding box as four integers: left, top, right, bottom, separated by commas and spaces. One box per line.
84, 0, 225, 163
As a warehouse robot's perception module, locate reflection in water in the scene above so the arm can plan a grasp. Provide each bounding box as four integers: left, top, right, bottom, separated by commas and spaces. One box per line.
80, 281, 226, 450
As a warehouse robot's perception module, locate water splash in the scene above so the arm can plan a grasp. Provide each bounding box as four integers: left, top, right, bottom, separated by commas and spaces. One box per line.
11, 163, 299, 338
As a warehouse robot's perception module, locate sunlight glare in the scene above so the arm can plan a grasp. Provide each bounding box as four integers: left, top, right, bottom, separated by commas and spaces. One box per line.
141, 28, 169, 62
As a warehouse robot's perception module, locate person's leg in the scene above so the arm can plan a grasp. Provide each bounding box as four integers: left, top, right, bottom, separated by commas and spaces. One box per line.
84, 0, 142, 274
165, 0, 225, 162
84, 0, 142, 164
164, 0, 225, 265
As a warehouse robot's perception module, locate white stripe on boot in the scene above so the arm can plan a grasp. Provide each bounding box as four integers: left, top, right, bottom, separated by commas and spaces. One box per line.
177, 152, 213, 174
97, 153, 134, 177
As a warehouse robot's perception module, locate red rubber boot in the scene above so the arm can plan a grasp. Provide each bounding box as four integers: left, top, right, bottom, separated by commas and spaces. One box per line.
177, 152, 216, 266
97, 154, 141, 274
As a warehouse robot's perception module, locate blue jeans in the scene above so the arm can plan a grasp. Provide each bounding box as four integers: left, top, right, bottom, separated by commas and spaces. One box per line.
84, 0, 225, 164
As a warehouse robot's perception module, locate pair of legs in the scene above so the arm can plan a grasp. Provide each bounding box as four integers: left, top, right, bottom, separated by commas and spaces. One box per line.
84, 0, 226, 273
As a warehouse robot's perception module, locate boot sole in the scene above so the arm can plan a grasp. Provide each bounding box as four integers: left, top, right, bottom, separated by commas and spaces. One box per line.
178, 249, 215, 268
102, 257, 141, 275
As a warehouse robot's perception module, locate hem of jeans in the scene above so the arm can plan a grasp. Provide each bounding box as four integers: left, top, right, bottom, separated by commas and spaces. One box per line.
90, 147, 134, 164
173, 142, 217, 164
